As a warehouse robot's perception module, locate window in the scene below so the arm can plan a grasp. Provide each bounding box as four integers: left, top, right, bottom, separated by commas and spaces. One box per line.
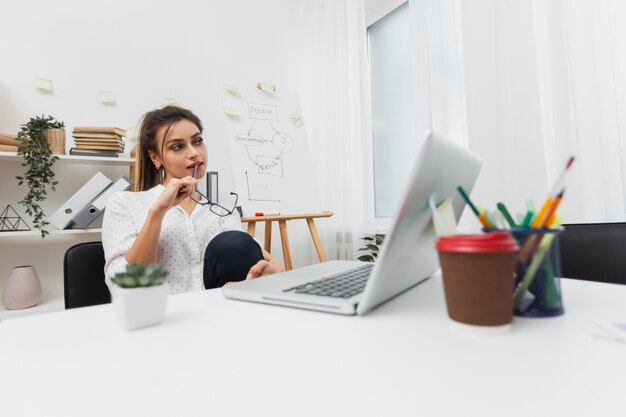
368, 2, 417, 218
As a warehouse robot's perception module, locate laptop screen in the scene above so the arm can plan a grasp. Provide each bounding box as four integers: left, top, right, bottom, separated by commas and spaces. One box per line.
357, 131, 482, 315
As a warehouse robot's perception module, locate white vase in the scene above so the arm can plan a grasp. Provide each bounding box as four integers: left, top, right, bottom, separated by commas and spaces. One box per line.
111, 283, 170, 330
2, 265, 42, 310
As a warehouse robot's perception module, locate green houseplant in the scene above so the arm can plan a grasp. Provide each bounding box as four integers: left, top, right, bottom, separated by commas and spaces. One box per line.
15, 115, 65, 237
110, 263, 170, 330
357, 234, 386, 262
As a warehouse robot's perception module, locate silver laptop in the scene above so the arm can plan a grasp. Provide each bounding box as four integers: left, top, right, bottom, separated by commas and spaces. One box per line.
222, 131, 482, 315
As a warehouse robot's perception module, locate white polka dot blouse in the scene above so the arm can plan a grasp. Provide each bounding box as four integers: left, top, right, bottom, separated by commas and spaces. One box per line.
102, 185, 243, 294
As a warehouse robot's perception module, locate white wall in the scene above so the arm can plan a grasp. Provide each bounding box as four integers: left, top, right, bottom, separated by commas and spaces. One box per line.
1, 0, 304, 191
0, 0, 321, 306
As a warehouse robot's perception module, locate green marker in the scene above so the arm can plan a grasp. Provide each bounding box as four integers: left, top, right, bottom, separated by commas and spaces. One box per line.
497, 202, 517, 228
457, 186, 479, 216
521, 210, 534, 228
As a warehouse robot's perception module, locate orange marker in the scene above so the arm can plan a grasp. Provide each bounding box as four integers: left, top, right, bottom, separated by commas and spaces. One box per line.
531, 156, 574, 229
531, 197, 553, 229
544, 190, 564, 227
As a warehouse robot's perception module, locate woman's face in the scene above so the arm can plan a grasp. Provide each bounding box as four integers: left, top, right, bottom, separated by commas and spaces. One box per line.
151, 119, 208, 183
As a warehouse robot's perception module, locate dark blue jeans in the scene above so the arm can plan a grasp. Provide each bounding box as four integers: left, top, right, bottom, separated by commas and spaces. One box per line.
203, 230, 264, 289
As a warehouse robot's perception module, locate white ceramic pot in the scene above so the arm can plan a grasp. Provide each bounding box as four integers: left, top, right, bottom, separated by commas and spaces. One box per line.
111, 282, 170, 330
2, 265, 42, 310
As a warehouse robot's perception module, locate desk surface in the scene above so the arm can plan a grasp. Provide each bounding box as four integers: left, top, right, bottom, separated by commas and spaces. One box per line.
1, 276, 624, 417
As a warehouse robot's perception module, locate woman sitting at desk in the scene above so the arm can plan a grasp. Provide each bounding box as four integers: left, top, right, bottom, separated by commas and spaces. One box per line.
102, 106, 283, 294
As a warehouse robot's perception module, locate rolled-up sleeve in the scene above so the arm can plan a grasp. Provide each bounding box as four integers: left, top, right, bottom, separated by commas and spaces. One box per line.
102, 192, 137, 290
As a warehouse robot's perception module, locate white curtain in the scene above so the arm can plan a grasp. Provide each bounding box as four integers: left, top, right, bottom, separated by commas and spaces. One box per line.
533, 0, 626, 222
298, 0, 626, 261
410, 0, 626, 228
299, 0, 375, 260
409, 0, 476, 229
410, 0, 468, 149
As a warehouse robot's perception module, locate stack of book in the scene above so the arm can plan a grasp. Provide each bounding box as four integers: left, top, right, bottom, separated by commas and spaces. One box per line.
71, 127, 126, 157
0, 133, 20, 152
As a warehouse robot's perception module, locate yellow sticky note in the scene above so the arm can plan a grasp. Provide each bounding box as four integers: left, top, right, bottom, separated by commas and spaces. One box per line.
224, 107, 239, 116
34, 77, 53, 91
224, 83, 239, 93
98, 90, 116, 104
291, 113, 304, 127
125, 127, 137, 140
163, 97, 178, 107
256, 82, 276, 93
436, 198, 458, 236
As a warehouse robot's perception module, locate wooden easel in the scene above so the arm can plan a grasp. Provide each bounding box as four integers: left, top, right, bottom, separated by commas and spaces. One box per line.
240, 211, 333, 270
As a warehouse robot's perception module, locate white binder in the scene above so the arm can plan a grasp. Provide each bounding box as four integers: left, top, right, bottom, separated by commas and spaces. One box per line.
48, 172, 112, 229
71, 176, 132, 228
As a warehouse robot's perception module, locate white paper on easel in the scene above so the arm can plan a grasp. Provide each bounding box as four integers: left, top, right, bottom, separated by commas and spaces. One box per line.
222, 85, 320, 216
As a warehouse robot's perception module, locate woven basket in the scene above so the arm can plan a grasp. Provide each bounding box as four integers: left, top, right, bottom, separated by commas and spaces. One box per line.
44, 128, 66, 155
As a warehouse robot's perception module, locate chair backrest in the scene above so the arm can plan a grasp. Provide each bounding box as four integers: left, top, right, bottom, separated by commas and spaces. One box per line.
63, 241, 111, 309
560, 223, 626, 285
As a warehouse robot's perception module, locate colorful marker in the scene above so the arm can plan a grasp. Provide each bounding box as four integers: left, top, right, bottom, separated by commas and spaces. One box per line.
497, 202, 517, 228
457, 186, 491, 228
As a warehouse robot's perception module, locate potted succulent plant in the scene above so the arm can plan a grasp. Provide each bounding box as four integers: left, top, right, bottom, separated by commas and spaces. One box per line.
15, 115, 65, 237
110, 263, 170, 330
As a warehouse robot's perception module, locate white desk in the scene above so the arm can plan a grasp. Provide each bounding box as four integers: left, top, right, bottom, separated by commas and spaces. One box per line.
0, 276, 624, 417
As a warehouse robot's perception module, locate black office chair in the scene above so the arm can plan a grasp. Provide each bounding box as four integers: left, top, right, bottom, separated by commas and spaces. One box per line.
559, 223, 626, 285
63, 241, 111, 309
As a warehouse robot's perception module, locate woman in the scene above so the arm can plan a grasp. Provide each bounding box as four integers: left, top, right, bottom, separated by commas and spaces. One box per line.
102, 106, 283, 294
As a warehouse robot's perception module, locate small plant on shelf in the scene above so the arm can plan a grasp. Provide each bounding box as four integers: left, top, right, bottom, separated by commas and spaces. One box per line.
357, 234, 386, 262
15, 115, 65, 238
111, 263, 168, 288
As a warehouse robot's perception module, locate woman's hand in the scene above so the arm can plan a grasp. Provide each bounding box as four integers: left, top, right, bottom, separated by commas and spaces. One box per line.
153, 176, 198, 212
245, 249, 284, 280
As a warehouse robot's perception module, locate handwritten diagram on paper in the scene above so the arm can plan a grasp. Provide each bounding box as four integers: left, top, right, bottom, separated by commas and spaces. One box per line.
235, 103, 294, 180
223, 86, 319, 216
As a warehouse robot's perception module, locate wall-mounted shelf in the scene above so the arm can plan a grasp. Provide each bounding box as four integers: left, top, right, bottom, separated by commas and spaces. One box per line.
0, 151, 134, 166
0, 295, 65, 320
0, 228, 103, 239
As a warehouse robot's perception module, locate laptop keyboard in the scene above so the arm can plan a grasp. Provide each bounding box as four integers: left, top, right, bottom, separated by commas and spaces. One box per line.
282, 264, 374, 299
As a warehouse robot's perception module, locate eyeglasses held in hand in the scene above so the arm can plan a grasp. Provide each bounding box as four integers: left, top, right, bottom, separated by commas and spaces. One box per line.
190, 164, 238, 217
190, 190, 239, 217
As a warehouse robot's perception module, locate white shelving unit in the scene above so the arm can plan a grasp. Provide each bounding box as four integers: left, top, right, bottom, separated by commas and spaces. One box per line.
0, 228, 103, 238
0, 152, 134, 319
0, 151, 134, 165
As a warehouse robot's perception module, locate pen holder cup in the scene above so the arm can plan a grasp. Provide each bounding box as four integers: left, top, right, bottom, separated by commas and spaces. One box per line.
506, 228, 564, 317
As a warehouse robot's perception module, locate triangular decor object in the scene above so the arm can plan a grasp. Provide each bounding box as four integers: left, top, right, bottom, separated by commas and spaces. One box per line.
0, 205, 31, 232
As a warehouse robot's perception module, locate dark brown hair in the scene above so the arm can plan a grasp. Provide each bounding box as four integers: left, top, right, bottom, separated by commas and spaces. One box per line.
133, 106, 203, 191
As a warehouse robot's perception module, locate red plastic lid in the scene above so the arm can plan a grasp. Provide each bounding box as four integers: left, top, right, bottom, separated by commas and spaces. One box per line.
436, 232, 519, 253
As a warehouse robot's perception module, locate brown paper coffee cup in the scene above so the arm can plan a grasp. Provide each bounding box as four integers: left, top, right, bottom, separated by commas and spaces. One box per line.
436, 232, 519, 327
